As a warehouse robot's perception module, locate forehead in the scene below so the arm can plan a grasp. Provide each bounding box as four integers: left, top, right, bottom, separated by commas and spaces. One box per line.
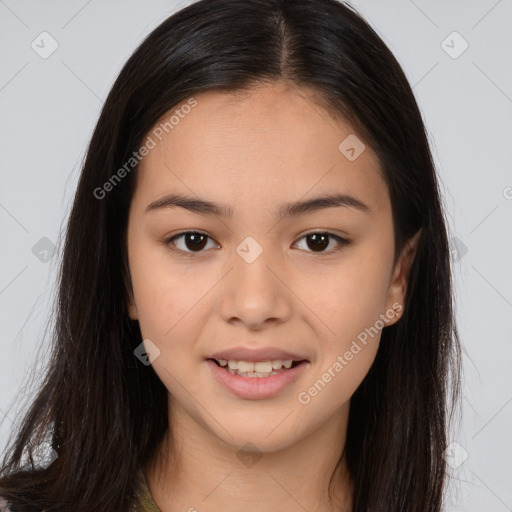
134, 82, 389, 217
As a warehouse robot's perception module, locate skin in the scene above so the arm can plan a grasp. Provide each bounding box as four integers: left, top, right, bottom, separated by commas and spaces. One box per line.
126, 81, 420, 512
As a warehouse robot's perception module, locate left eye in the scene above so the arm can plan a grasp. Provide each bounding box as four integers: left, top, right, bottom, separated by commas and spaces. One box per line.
164, 231, 349, 255
293, 232, 349, 253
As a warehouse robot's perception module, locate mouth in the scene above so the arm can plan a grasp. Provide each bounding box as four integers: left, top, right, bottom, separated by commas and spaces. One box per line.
206, 357, 309, 399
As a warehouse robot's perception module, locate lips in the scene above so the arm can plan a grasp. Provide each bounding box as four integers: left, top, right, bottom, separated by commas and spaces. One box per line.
208, 346, 307, 363
205, 345, 310, 399
207, 358, 309, 399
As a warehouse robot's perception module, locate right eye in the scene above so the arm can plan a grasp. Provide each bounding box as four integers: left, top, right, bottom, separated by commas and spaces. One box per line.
164, 231, 220, 255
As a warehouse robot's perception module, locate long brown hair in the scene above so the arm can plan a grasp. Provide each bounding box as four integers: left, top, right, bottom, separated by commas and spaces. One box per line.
0, 1, 461, 510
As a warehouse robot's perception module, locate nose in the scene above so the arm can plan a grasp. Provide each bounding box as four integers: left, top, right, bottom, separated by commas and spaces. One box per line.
217, 242, 293, 330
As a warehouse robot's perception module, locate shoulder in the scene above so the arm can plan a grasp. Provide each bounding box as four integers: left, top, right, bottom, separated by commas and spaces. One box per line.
133, 469, 162, 512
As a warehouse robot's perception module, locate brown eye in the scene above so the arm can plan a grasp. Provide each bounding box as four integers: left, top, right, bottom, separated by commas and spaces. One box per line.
294, 232, 349, 253
166, 231, 219, 254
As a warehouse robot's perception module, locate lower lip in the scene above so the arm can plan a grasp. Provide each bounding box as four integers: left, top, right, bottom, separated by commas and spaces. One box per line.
207, 359, 308, 400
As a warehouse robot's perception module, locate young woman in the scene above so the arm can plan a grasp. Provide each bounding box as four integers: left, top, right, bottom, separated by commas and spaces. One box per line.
0, 0, 461, 510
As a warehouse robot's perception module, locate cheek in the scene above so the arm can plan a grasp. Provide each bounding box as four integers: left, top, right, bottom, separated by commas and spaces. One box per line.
299, 241, 393, 402
128, 239, 206, 338
296, 264, 389, 414
306, 250, 392, 342
129, 254, 209, 392
128, 243, 223, 396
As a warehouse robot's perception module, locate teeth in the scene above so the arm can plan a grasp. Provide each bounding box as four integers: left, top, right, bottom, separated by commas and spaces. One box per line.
238, 361, 255, 372
254, 361, 273, 373
215, 358, 299, 374
228, 369, 279, 377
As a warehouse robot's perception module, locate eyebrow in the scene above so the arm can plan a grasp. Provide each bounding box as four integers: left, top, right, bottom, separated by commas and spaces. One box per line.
145, 192, 370, 219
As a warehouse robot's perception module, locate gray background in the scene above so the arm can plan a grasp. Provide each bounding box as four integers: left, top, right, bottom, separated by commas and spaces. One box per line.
1, 1, 511, 510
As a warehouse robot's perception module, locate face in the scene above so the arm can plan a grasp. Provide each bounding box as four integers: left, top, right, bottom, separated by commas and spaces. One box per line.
126, 82, 418, 453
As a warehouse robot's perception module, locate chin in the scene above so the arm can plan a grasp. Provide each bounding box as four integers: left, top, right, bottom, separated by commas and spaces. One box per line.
207, 415, 307, 454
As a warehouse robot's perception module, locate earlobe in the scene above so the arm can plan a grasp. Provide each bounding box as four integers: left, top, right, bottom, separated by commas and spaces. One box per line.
385, 302, 403, 326
123, 264, 138, 320
128, 304, 138, 320
384, 228, 422, 325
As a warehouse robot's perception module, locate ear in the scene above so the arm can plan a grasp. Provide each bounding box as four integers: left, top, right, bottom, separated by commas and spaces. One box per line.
124, 273, 138, 320
127, 293, 138, 320
384, 228, 422, 326
122, 255, 138, 320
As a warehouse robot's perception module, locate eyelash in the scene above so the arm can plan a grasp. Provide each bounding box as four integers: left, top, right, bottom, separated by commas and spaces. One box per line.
163, 230, 350, 257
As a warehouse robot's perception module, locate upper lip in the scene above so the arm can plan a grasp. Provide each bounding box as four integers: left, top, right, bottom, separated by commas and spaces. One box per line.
208, 346, 307, 362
